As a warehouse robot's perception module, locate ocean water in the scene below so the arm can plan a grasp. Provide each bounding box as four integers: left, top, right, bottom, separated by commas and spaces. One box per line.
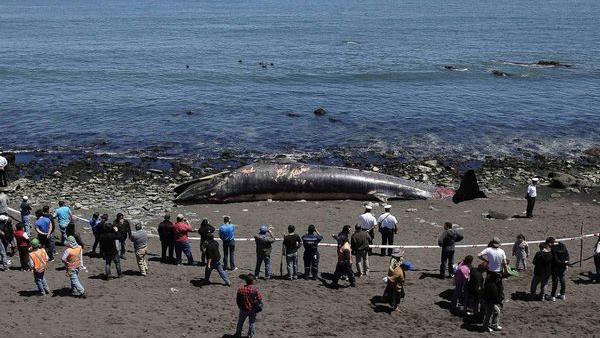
1, 0, 599, 162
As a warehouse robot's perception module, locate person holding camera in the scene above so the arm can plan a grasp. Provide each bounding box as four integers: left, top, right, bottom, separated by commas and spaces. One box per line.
173, 214, 194, 265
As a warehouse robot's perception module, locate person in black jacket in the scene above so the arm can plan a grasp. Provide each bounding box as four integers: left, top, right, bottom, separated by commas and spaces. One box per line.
157, 214, 174, 263
203, 233, 230, 285
529, 243, 553, 300
100, 224, 122, 279
547, 237, 569, 301
482, 271, 503, 332
465, 263, 485, 316
437, 222, 464, 278
114, 213, 131, 259
198, 218, 215, 266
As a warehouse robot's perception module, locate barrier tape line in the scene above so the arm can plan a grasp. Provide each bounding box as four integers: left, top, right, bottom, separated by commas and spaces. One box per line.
7, 207, 598, 249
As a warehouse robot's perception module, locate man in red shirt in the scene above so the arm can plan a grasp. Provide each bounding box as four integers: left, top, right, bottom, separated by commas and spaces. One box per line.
235, 274, 263, 338
173, 214, 194, 265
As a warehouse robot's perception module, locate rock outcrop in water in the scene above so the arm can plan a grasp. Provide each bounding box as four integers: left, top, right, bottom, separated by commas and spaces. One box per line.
537, 60, 572, 68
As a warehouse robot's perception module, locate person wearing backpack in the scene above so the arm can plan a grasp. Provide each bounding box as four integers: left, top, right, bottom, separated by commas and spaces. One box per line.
235, 274, 264, 338
437, 222, 464, 278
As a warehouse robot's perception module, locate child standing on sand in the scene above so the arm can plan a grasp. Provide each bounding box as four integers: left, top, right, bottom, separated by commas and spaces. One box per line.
29, 239, 50, 295
14, 223, 31, 271
512, 234, 529, 271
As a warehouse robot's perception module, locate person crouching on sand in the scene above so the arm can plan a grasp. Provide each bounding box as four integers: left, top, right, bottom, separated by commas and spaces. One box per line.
61, 236, 85, 297
29, 238, 50, 296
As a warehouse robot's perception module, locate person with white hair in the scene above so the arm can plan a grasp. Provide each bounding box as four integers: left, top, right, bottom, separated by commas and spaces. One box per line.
129, 221, 149, 276
526, 177, 539, 218
0, 155, 7, 187
359, 205, 377, 254
378, 204, 398, 256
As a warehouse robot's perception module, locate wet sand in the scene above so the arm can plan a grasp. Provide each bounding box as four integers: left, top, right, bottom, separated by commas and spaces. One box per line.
2, 193, 599, 337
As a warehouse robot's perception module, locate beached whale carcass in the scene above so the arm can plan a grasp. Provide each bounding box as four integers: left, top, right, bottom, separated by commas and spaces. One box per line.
173, 163, 455, 204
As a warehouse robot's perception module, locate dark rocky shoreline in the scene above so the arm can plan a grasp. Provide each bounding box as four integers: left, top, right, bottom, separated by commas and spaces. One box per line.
1, 149, 599, 221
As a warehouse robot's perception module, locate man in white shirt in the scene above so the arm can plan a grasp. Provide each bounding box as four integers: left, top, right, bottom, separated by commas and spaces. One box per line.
359, 205, 377, 254
378, 205, 398, 256
478, 238, 507, 273
0, 155, 7, 187
478, 237, 507, 332
526, 177, 538, 218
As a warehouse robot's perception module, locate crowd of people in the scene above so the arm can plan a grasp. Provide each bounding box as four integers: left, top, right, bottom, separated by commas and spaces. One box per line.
1, 191, 600, 336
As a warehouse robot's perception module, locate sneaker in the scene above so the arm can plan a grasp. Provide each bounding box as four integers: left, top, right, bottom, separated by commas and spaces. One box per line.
557, 294, 566, 300
550, 297, 556, 302
232, 267, 238, 271
491, 326, 502, 331
486, 326, 494, 333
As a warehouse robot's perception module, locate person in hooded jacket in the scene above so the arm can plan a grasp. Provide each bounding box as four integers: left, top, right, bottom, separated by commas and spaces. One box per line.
529, 242, 553, 300
254, 225, 275, 279
438, 222, 464, 278
547, 237, 569, 301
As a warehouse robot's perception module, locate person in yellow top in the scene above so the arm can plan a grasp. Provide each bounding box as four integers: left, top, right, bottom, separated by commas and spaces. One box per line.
386, 248, 406, 311
29, 238, 50, 296
61, 236, 85, 297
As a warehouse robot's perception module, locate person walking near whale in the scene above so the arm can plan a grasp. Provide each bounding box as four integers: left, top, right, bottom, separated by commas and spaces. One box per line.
526, 177, 538, 218
378, 204, 398, 256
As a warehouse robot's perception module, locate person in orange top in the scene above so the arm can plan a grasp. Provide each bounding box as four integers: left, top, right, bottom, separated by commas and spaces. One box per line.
173, 214, 194, 265
61, 236, 85, 297
29, 238, 50, 296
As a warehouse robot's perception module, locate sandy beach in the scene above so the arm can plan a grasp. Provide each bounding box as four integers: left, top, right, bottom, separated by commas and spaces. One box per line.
2, 188, 599, 337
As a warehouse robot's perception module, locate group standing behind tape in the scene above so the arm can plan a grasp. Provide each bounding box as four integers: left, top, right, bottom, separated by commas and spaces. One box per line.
6, 207, 597, 249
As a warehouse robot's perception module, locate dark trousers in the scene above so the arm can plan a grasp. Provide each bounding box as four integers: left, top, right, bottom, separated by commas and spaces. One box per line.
380, 228, 394, 256
594, 254, 600, 281
222, 240, 235, 269
332, 261, 355, 286
551, 269, 566, 296
0, 169, 7, 187
92, 233, 101, 254
526, 196, 536, 217
104, 254, 122, 277
119, 239, 127, 257
18, 246, 29, 269
303, 251, 319, 279
37, 234, 55, 261
161, 240, 174, 262
440, 249, 455, 277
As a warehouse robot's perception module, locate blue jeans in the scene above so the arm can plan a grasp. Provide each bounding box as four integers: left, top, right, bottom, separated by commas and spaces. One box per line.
34, 271, 49, 294
175, 241, 194, 265
22, 214, 31, 235
285, 252, 298, 278
222, 240, 235, 269
69, 269, 85, 295
235, 310, 256, 338
204, 260, 230, 285
255, 254, 271, 278
105, 253, 122, 277
59, 224, 68, 244
0, 240, 7, 270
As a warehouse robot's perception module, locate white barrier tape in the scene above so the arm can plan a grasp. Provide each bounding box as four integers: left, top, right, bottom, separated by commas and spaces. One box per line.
7, 207, 598, 249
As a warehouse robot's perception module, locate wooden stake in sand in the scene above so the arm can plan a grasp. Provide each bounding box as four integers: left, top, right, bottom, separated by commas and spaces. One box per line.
579, 222, 584, 268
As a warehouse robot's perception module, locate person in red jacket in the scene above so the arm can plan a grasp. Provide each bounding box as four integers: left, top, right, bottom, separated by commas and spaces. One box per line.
14, 223, 31, 271
173, 214, 194, 265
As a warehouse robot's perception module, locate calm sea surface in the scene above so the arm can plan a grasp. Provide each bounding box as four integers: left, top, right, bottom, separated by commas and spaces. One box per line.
1, 0, 599, 162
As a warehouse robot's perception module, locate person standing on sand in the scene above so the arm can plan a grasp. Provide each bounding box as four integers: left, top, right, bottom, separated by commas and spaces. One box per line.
173, 214, 194, 265
53, 201, 72, 245
0, 191, 9, 216
438, 222, 463, 278
451, 255, 472, 312
34, 209, 54, 262
203, 233, 231, 286
529, 243, 552, 301
378, 204, 398, 256
526, 177, 538, 218
100, 223, 122, 279
114, 213, 131, 259
20, 196, 32, 235
254, 225, 276, 279
512, 234, 529, 271
130, 222, 148, 276
0, 155, 8, 187
14, 223, 31, 271
29, 239, 50, 296
332, 225, 351, 248
359, 205, 377, 250
61, 236, 85, 297
89, 212, 101, 256
42, 206, 56, 245
351, 225, 371, 277
234, 274, 264, 338
219, 216, 237, 271
157, 213, 174, 263
331, 236, 355, 288
0, 215, 10, 271
282, 224, 302, 280
547, 237, 569, 301
464, 263, 485, 316
478, 238, 507, 332
386, 248, 406, 311
593, 233, 600, 283
198, 218, 215, 266
302, 224, 322, 279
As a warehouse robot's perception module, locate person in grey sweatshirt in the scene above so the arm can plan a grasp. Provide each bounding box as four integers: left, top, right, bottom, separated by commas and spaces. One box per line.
129, 222, 149, 276
438, 222, 464, 278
